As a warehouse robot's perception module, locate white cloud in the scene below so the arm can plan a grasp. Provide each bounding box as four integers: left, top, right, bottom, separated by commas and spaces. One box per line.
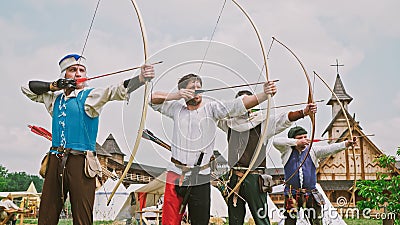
1, 0, 400, 173
393, 92, 400, 110
367, 117, 400, 156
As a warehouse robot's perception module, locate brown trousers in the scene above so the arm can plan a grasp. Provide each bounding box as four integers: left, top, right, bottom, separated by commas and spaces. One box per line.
38, 154, 95, 225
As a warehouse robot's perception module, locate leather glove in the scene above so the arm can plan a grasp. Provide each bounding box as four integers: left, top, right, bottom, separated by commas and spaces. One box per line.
52, 78, 77, 89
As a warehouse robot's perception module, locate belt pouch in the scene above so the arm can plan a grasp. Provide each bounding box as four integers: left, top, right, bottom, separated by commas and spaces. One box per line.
258, 174, 274, 193
84, 151, 102, 178
311, 189, 325, 206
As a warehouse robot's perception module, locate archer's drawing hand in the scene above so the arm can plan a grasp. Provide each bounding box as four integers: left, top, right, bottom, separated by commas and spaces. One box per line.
296, 138, 310, 149
52, 78, 77, 90
178, 89, 195, 101
346, 137, 357, 147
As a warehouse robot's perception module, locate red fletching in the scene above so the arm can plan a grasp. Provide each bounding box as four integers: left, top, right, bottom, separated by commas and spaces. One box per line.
29, 125, 43, 136
75, 77, 88, 83
37, 127, 52, 137
28, 125, 52, 141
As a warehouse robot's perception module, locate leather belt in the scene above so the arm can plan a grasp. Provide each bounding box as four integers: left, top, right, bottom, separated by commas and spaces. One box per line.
233, 170, 264, 178
292, 188, 314, 194
171, 157, 210, 173
232, 166, 265, 171
50, 146, 90, 156
171, 157, 212, 187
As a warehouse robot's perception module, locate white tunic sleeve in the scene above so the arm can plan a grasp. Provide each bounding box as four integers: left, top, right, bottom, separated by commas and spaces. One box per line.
207, 97, 247, 120
150, 100, 184, 119
84, 82, 127, 118
21, 84, 58, 116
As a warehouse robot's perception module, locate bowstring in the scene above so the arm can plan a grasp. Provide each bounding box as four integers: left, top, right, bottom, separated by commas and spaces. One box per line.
252, 37, 275, 93
247, 104, 284, 183
72, 0, 110, 201
311, 74, 338, 186
74, 0, 102, 163
311, 71, 316, 142
79, 0, 102, 59
197, 0, 227, 74
254, 38, 284, 182
220, 37, 281, 186
193, 0, 230, 186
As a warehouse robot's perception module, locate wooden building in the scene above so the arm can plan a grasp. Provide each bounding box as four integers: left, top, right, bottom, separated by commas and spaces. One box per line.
96, 133, 165, 186
270, 71, 400, 208
317, 73, 400, 207
96, 134, 229, 187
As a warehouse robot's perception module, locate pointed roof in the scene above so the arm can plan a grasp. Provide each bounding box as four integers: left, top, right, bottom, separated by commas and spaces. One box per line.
96, 142, 112, 157
327, 74, 353, 105
26, 181, 38, 193
318, 123, 400, 175
322, 108, 361, 136
102, 134, 125, 156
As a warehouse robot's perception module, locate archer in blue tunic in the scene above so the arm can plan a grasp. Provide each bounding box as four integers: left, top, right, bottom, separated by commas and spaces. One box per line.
22, 54, 155, 225
273, 126, 355, 225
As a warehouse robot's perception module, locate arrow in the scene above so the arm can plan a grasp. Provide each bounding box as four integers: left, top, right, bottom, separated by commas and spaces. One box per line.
28, 125, 52, 141
142, 129, 171, 151
76, 61, 163, 83
194, 79, 279, 95
312, 134, 374, 142
250, 99, 324, 112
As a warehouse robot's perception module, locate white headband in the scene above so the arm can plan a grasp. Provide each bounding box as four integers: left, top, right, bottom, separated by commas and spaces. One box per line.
59, 54, 87, 74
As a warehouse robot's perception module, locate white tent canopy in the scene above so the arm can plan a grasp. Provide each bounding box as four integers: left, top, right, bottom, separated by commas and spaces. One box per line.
210, 185, 228, 218
114, 173, 167, 222
26, 182, 38, 194
134, 172, 166, 210
124, 171, 282, 222
0, 181, 41, 198
94, 178, 129, 221
115, 183, 146, 221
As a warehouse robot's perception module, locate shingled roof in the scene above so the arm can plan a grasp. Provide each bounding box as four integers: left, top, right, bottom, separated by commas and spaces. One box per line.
321, 108, 360, 136
101, 134, 125, 156
319, 180, 353, 191
96, 142, 112, 157
327, 74, 353, 105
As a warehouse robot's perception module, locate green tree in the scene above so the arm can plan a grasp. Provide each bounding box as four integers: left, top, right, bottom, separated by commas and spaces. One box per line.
0, 164, 43, 192
0, 165, 8, 191
357, 147, 400, 225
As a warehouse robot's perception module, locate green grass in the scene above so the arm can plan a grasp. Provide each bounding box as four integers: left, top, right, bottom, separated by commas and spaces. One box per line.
17, 218, 119, 225
343, 218, 383, 225
20, 218, 392, 225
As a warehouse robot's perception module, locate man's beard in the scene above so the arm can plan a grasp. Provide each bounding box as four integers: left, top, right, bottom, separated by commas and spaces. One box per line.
186, 98, 200, 106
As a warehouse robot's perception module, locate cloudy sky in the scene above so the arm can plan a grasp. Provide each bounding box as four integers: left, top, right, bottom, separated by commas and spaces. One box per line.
1, 0, 399, 175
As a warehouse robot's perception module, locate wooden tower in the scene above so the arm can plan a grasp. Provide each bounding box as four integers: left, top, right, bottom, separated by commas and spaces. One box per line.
317, 70, 399, 207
